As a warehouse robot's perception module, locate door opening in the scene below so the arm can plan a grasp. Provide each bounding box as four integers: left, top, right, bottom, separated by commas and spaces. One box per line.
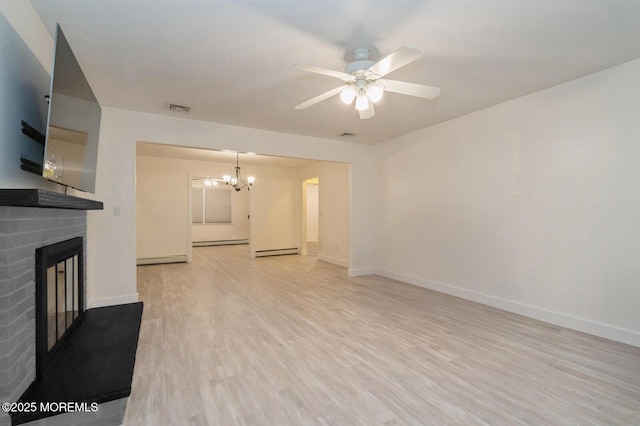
302, 177, 319, 257
187, 176, 252, 262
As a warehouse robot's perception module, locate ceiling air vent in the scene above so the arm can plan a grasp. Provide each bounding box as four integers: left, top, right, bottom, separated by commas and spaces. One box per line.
168, 103, 191, 113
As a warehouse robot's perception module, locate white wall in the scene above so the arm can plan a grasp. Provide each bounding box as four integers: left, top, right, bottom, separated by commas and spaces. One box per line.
136, 153, 301, 260
85, 107, 376, 306
375, 59, 640, 346
136, 155, 252, 259
300, 162, 350, 267
0, 4, 56, 190
250, 166, 301, 252
0, 1, 52, 72
136, 155, 189, 259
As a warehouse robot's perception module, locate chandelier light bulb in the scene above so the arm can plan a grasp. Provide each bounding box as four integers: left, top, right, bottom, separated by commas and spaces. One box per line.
340, 87, 357, 104
366, 84, 384, 103
355, 92, 369, 111
247, 176, 255, 185
223, 175, 231, 183
231, 177, 238, 186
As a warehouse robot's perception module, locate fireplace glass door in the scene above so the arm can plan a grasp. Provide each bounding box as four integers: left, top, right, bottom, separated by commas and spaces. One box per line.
36, 237, 84, 378
46, 255, 79, 351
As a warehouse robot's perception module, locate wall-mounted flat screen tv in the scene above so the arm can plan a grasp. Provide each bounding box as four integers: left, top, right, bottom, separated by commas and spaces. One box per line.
42, 24, 101, 193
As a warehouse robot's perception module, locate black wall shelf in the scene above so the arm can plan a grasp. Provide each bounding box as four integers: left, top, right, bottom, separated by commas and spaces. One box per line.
20, 120, 46, 176
21, 120, 45, 145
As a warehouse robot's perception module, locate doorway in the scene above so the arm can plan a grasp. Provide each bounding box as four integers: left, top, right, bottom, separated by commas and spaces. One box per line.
187, 176, 252, 262
302, 177, 319, 257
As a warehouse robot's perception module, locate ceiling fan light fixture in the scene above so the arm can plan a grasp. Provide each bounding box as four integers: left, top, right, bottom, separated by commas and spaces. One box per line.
340, 87, 357, 104
294, 46, 440, 120
366, 83, 384, 103
355, 91, 369, 111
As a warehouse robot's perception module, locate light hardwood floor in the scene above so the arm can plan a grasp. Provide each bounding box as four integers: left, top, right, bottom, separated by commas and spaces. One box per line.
124, 245, 640, 425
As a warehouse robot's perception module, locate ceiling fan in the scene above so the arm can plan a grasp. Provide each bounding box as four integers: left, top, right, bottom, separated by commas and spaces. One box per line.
294, 46, 441, 119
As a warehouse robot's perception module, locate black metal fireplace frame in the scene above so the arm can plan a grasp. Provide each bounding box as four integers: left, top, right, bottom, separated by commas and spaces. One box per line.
35, 237, 84, 379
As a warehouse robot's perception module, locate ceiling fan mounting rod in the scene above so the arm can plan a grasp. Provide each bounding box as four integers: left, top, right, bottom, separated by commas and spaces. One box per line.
352, 48, 371, 61
355, 75, 368, 88
346, 49, 375, 75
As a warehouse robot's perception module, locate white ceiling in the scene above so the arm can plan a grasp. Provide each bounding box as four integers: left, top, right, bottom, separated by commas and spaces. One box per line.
31, 0, 640, 145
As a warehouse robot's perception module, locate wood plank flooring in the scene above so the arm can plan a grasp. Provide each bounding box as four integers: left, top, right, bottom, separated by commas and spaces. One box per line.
124, 245, 640, 425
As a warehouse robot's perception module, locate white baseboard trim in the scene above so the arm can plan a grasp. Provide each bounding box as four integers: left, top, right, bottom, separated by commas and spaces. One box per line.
376, 268, 640, 348
88, 293, 139, 309
348, 267, 377, 277
318, 254, 349, 268
137, 255, 187, 265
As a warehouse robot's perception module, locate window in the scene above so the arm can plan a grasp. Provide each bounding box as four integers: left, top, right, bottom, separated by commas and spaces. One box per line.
192, 187, 232, 224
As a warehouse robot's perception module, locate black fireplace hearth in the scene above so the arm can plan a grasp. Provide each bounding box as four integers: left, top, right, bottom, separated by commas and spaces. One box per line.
10, 302, 143, 425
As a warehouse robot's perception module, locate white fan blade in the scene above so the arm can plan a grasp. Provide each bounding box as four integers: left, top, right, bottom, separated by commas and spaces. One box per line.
294, 64, 355, 82
295, 86, 345, 110
367, 46, 422, 78
381, 79, 441, 99
358, 102, 375, 120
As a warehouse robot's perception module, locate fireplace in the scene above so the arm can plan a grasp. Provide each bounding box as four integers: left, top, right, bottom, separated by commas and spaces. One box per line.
0, 190, 97, 424
1, 189, 142, 426
35, 237, 84, 379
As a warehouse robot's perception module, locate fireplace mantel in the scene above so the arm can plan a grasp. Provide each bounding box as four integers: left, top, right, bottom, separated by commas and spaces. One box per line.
0, 189, 103, 210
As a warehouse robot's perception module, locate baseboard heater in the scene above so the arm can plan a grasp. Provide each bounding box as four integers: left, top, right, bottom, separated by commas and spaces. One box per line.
137, 255, 187, 265
193, 239, 249, 247
255, 247, 299, 257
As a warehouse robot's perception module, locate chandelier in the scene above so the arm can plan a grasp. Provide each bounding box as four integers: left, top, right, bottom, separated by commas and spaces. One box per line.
223, 152, 255, 191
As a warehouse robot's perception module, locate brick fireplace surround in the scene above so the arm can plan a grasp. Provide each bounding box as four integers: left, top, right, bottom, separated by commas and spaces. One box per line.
0, 189, 108, 426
